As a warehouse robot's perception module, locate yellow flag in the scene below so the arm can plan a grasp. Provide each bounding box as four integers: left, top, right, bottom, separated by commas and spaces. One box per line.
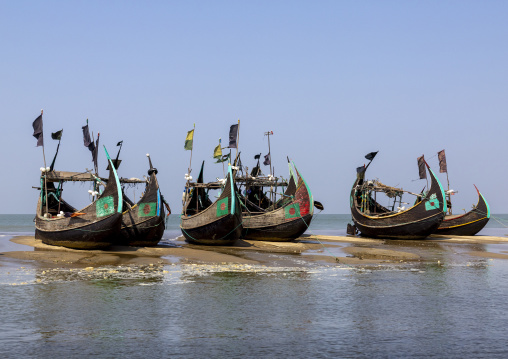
184, 129, 194, 151
213, 143, 222, 159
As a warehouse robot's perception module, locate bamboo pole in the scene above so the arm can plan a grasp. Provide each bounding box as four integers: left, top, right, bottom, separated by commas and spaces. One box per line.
40, 109, 49, 216
235, 119, 240, 166
188, 123, 195, 177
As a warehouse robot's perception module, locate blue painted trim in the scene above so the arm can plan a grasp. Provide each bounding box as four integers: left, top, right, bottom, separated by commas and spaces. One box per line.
157, 189, 161, 216
481, 192, 491, 218
228, 165, 235, 215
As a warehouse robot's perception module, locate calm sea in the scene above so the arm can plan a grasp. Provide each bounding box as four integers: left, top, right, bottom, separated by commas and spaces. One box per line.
2, 214, 508, 358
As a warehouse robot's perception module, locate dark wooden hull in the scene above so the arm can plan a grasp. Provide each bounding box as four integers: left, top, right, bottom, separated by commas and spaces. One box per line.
35, 148, 123, 250
117, 172, 166, 247
353, 212, 443, 239
118, 209, 166, 246
181, 212, 242, 245
242, 213, 313, 241
435, 189, 490, 236
241, 162, 314, 242
351, 164, 446, 240
35, 213, 122, 249
180, 165, 242, 245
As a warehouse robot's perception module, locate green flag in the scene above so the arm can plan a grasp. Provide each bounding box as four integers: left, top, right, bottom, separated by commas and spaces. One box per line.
215, 153, 230, 163
51, 129, 63, 140
184, 129, 194, 151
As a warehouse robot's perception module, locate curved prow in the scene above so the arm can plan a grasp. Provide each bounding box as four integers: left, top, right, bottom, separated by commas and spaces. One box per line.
104, 145, 123, 213
474, 184, 490, 219
291, 161, 314, 216
427, 166, 447, 214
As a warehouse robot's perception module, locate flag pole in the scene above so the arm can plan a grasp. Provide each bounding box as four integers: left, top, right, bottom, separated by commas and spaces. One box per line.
188, 123, 195, 176
40, 109, 49, 216
91, 131, 98, 201
265, 131, 272, 176
264, 130, 273, 204
235, 119, 240, 167
220, 138, 225, 178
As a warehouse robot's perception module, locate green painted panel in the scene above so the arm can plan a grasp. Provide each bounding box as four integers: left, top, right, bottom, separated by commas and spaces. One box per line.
216, 197, 229, 217
138, 202, 157, 217
425, 193, 440, 211
285, 203, 301, 219
96, 196, 115, 217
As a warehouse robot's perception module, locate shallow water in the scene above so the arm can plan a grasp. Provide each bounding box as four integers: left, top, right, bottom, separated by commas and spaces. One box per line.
2, 214, 508, 358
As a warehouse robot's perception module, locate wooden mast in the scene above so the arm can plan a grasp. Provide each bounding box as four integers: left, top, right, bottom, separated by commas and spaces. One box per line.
40, 109, 49, 216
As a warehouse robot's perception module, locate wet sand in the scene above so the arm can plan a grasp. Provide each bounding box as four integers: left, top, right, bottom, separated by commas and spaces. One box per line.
2, 233, 508, 269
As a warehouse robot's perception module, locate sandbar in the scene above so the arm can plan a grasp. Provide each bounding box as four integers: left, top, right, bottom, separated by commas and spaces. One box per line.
2, 233, 508, 269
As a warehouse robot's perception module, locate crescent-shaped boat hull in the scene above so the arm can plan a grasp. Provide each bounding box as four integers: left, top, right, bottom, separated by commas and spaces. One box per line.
242, 213, 312, 241
181, 212, 242, 245
36, 213, 122, 249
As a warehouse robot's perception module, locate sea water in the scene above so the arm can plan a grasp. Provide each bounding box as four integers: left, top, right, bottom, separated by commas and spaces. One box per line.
1, 214, 508, 358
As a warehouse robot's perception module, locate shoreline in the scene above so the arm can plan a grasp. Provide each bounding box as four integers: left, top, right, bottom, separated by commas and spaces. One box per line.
2, 233, 508, 269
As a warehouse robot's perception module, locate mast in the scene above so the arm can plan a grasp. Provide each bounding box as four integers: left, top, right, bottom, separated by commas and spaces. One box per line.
235, 119, 240, 166
264, 130, 273, 205
188, 123, 195, 178
40, 109, 49, 215
184, 124, 195, 216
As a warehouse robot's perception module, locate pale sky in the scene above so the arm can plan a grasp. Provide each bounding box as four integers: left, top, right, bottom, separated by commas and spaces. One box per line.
1, 1, 507, 214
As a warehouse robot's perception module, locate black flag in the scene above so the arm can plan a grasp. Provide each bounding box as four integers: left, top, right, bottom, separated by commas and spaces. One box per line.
82, 124, 95, 152
263, 153, 271, 166
92, 134, 99, 169
228, 124, 238, 148
365, 151, 378, 161
438, 149, 447, 173
51, 129, 63, 141
32, 114, 43, 147
49, 129, 63, 171
417, 155, 427, 179
254, 153, 261, 160
117, 141, 123, 147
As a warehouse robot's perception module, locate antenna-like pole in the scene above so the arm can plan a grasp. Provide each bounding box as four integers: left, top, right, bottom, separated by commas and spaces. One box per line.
264, 131, 273, 176
40, 109, 49, 215
188, 123, 195, 176
220, 138, 225, 178
264, 130, 274, 205
234, 119, 240, 166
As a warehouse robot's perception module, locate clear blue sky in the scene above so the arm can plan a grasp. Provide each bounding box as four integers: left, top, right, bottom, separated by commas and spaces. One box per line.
1, 1, 507, 214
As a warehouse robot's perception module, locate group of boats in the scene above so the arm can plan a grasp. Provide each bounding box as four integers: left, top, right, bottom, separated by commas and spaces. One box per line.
348, 151, 490, 239
180, 157, 317, 245
32, 113, 490, 251
33, 113, 169, 249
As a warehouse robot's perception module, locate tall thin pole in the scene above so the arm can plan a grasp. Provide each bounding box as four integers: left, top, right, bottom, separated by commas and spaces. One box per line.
265, 131, 273, 176
220, 138, 225, 178
91, 131, 97, 201
184, 124, 195, 216
41, 109, 49, 215
188, 123, 195, 176
446, 167, 451, 214
235, 119, 240, 165
264, 130, 273, 205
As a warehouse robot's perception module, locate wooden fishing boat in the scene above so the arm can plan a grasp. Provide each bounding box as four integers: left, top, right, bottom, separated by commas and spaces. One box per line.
180, 164, 242, 245
117, 155, 170, 246
35, 147, 123, 249
240, 160, 314, 241
350, 160, 446, 240
434, 186, 490, 235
